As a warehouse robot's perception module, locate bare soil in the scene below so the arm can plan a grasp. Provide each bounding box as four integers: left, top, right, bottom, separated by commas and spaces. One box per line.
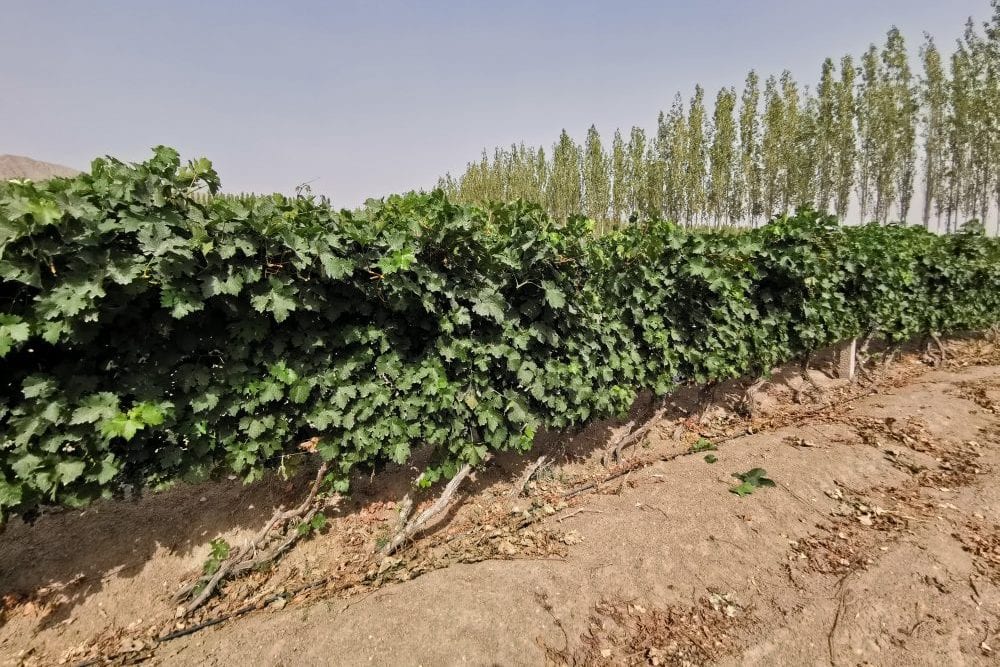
4, 336, 1000, 666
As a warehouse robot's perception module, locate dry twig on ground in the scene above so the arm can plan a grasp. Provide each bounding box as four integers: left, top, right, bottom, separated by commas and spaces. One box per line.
380, 464, 473, 557
511, 455, 548, 498
176, 461, 335, 615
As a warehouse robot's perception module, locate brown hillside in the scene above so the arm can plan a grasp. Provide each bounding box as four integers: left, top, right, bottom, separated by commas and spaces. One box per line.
0, 154, 80, 181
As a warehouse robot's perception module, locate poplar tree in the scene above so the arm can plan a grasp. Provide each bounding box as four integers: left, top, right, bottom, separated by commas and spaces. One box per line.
962, 17, 999, 225
987, 1, 1000, 231
962, 21, 988, 221
626, 127, 647, 217
859, 28, 917, 224
654, 110, 670, 217
494, 147, 512, 200
460, 151, 494, 203
708, 87, 738, 225
947, 40, 973, 229
642, 142, 665, 219
778, 71, 809, 210
548, 130, 582, 220
883, 27, 918, 222
484, 149, 505, 201
685, 85, 708, 222
796, 93, 820, 208
514, 143, 545, 203
857, 45, 879, 222
582, 125, 611, 225
442, 6, 1000, 232
761, 76, 785, 218
662, 95, 688, 222
534, 147, 549, 205
814, 58, 838, 212
437, 172, 459, 200
833, 55, 857, 220
738, 71, 763, 225
610, 130, 627, 226
920, 35, 949, 228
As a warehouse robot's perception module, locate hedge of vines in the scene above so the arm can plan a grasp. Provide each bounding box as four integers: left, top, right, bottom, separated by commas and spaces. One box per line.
2, 147, 999, 520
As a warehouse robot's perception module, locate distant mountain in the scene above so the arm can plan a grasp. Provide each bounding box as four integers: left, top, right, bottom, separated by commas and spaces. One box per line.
0, 154, 80, 181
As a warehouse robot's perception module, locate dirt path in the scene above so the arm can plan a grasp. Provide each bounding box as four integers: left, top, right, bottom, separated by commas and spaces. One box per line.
4, 338, 1000, 666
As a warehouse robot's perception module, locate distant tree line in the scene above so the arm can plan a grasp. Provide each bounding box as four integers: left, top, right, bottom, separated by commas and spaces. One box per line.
438, 3, 1000, 232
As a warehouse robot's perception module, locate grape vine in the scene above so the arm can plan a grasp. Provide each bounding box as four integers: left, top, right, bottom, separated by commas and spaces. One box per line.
1, 147, 998, 520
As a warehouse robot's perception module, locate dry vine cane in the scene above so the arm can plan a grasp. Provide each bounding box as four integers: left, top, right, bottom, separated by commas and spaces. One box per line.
175, 459, 338, 615
511, 455, 548, 499
379, 463, 473, 557
601, 396, 672, 466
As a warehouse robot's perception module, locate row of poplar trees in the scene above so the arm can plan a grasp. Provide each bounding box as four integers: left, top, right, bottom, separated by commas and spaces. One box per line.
438, 4, 1000, 232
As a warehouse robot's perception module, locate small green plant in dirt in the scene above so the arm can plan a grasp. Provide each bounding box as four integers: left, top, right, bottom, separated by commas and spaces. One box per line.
202, 538, 231, 576
690, 438, 717, 454
704, 454, 718, 464
296, 513, 328, 537
729, 468, 775, 496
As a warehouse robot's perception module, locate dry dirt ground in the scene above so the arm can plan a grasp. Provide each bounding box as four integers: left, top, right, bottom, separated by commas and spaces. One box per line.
4, 337, 1000, 666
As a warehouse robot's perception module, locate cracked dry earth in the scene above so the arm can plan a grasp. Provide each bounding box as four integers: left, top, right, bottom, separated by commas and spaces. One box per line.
4, 338, 1000, 666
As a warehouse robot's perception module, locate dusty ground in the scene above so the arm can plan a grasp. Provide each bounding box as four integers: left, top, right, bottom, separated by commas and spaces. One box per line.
3, 336, 1000, 666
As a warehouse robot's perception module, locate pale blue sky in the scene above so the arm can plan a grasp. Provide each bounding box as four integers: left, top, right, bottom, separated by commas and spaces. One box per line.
0, 1, 991, 206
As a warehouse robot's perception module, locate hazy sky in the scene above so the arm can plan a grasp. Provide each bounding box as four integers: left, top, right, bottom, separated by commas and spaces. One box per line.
1, 1, 992, 206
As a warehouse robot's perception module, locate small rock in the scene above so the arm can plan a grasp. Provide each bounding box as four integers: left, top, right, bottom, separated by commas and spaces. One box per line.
119, 639, 145, 653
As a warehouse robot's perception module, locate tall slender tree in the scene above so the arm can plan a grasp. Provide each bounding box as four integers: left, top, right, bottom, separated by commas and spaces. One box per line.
437, 172, 459, 200
685, 85, 708, 223
708, 87, 738, 225
642, 142, 665, 219
814, 58, 838, 212
547, 130, 582, 220
761, 75, 785, 218
738, 71, 763, 225
626, 127, 647, 217
947, 37, 974, 229
662, 95, 688, 222
778, 71, 811, 210
962, 17, 999, 225
519, 143, 546, 202
883, 27, 918, 222
534, 147, 549, 204
988, 1, 1000, 231
920, 35, 949, 229
610, 130, 627, 226
833, 55, 857, 220
856, 45, 879, 222
442, 6, 1000, 233
582, 126, 611, 226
